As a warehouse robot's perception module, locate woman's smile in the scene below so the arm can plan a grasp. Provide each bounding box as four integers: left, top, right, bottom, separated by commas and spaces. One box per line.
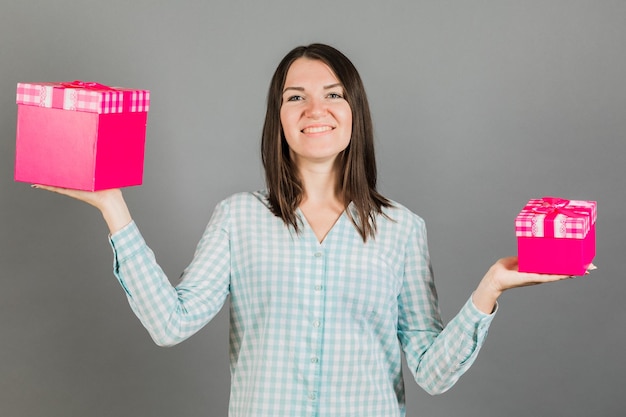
280, 58, 352, 165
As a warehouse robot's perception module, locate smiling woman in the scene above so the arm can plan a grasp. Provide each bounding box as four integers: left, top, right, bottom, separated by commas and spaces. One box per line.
281, 60, 351, 163
262, 44, 390, 242
33, 43, 575, 417
280, 60, 352, 167
278, 58, 355, 241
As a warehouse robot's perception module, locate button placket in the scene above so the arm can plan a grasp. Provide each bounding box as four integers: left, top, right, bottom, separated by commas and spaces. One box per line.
308, 247, 326, 411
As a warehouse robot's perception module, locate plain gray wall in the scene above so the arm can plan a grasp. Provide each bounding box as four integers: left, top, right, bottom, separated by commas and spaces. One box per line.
1, 1, 624, 416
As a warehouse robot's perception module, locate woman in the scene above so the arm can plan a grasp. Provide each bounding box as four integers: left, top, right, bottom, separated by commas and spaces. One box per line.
34, 43, 571, 417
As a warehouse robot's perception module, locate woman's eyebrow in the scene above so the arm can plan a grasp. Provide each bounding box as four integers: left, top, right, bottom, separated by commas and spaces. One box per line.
282, 83, 343, 94
324, 83, 342, 90
283, 86, 304, 94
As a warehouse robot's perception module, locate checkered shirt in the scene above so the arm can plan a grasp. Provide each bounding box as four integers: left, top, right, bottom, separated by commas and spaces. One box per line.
109, 191, 495, 417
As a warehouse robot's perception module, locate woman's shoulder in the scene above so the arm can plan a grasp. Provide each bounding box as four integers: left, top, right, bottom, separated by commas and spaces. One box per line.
381, 198, 426, 228
218, 190, 271, 212
363, 199, 429, 247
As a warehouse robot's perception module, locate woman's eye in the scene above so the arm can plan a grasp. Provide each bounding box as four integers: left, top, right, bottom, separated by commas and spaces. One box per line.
286, 95, 303, 102
327, 92, 343, 99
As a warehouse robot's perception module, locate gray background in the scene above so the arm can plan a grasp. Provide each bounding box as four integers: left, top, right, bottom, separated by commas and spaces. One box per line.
1, 1, 624, 416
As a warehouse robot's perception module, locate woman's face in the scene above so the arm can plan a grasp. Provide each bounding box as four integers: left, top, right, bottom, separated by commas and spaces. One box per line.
280, 58, 352, 168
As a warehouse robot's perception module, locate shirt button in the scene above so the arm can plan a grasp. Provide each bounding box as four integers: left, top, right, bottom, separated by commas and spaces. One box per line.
313, 320, 321, 328
308, 392, 317, 400
314, 285, 323, 291
311, 356, 319, 363
314, 252, 322, 258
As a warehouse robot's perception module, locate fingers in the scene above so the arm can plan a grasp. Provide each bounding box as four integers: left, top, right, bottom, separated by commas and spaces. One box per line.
31, 184, 105, 208
31, 184, 58, 192
31, 184, 77, 194
518, 271, 574, 287
32, 184, 85, 199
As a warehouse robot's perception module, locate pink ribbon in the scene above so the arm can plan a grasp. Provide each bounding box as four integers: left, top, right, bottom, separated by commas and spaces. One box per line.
52, 80, 134, 113
59, 80, 115, 90
531, 196, 588, 238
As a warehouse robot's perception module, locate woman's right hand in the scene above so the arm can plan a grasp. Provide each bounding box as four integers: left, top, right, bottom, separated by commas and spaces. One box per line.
32, 185, 132, 234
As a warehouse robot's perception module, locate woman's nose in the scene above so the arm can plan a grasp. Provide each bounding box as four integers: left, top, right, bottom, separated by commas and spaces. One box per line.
305, 97, 327, 118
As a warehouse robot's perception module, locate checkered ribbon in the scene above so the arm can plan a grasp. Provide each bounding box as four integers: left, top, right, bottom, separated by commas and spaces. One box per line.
515, 197, 595, 239
16, 81, 150, 114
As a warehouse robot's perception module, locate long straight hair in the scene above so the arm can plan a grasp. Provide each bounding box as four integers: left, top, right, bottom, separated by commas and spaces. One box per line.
261, 43, 391, 242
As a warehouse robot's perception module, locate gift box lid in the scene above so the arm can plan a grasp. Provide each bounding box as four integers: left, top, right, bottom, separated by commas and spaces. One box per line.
16, 81, 150, 114
515, 197, 597, 239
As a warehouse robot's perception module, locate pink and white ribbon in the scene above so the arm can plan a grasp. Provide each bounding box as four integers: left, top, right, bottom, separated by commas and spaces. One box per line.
515, 196, 596, 238
16, 81, 150, 114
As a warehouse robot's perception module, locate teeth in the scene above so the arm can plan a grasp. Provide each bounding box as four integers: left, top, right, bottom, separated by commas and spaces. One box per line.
303, 126, 333, 134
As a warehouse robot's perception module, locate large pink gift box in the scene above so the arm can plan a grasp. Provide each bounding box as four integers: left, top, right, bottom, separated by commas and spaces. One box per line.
15, 81, 150, 190
515, 197, 597, 275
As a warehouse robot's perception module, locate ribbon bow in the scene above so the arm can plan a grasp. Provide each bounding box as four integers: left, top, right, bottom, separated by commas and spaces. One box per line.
59, 80, 114, 90
531, 196, 588, 238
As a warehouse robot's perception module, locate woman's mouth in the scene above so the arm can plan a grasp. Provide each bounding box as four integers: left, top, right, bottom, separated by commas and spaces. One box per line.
301, 125, 334, 134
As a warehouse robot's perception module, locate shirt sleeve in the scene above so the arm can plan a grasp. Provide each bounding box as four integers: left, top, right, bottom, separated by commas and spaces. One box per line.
108, 199, 232, 347
397, 216, 496, 395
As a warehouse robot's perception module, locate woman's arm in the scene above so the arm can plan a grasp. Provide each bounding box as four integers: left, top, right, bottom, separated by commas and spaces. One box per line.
32, 184, 232, 346
399, 216, 577, 394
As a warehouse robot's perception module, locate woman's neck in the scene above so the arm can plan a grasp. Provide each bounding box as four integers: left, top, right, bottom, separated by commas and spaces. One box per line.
297, 160, 344, 208
297, 164, 346, 243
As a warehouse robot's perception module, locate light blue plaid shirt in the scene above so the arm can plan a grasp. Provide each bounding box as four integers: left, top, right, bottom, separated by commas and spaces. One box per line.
109, 191, 495, 417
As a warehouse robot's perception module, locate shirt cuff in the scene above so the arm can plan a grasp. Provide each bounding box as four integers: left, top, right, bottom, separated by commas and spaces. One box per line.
108, 220, 146, 263
469, 292, 499, 317
458, 295, 497, 339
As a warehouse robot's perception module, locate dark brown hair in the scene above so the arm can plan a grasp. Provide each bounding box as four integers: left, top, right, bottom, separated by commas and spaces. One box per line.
261, 43, 391, 242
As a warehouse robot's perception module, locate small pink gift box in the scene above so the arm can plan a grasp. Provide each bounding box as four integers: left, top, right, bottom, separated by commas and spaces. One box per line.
15, 81, 150, 191
515, 197, 597, 275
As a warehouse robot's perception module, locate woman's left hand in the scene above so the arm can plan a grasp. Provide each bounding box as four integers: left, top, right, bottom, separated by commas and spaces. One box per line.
472, 256, 577, 314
